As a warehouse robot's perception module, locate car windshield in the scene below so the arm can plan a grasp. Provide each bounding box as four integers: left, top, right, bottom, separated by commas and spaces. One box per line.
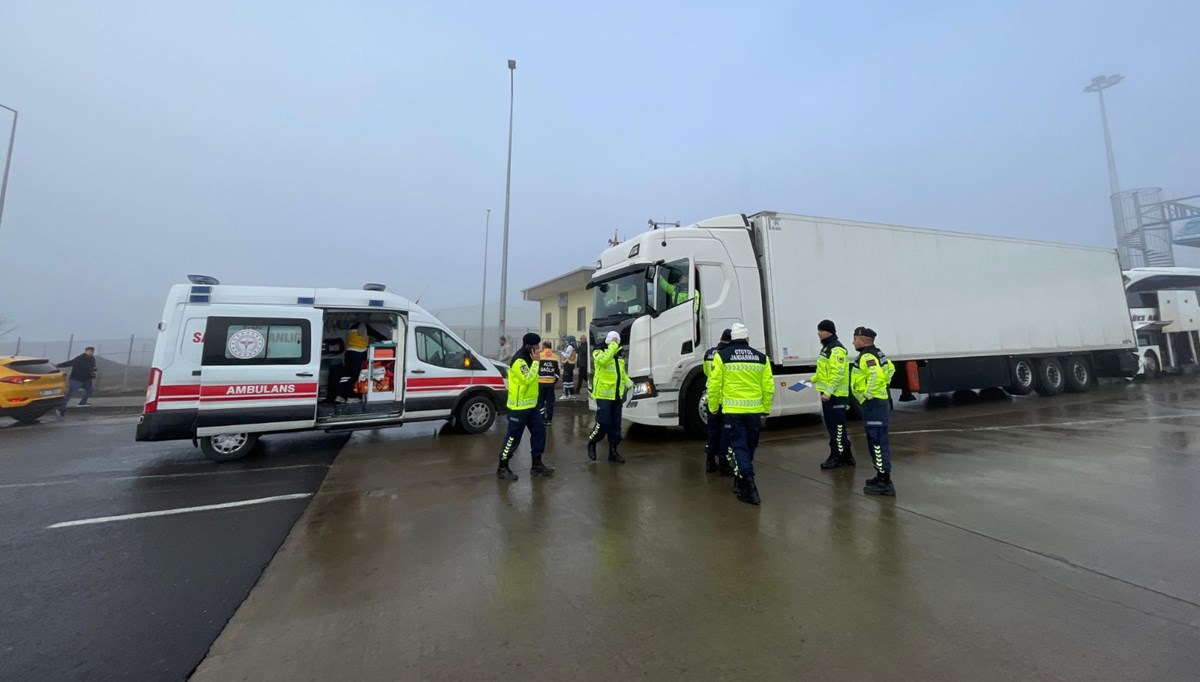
592, 269, 651, 320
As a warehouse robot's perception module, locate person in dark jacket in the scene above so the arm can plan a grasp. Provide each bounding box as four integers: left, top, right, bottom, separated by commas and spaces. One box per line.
57, 347, 97, 415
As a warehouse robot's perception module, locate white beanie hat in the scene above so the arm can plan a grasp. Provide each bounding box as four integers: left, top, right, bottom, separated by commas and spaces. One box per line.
730, 323, 750, 340
605, 330, 621, 344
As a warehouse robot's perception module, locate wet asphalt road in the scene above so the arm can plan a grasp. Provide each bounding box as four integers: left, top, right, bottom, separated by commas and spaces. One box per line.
0, 416, 346, 681
192, 379, 1200, 681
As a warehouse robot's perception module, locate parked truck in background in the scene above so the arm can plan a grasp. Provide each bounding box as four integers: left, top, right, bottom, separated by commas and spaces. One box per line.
1122, 267, 1200, 378
589, 211, 1139, 438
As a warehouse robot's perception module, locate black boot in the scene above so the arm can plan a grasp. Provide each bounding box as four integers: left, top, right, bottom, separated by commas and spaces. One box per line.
587, 439, 598, 462
530, 458, 556, 476
732, 476, 745, 495
820, 453, 844, 470
735, 476, 761, 505
842, 449, 856, 467
497, 464, 518, 481
608, 446, 625, 463
864, 472, 895, 496
705, 452, 718, 473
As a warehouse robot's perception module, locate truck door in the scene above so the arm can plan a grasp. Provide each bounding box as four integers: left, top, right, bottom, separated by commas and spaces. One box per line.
195, 307, 323, 436
649, 258, 700, 385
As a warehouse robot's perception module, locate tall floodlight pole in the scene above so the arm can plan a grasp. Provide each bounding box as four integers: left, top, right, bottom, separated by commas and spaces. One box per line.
478, 208, 492, 349
0, 104, 18, 246
1083, 74, 1126, 264
498, 59, 516, 342
1084, 74, 1124, 198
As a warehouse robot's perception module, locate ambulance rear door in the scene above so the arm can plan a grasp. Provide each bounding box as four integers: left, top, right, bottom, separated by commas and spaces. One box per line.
195, 306, 323, 436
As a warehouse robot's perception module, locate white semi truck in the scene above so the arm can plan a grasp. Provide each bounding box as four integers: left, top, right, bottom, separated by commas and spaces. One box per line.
588, 212, 1139, 438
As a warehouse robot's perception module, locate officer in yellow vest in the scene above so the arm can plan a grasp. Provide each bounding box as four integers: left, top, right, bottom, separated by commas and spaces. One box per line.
497, 333, 556, 481
536, 340, 561, 425
707, 323, 773, 505
814, 319, 855, 469
587, 330, 633, 463
851, 326, 897, 496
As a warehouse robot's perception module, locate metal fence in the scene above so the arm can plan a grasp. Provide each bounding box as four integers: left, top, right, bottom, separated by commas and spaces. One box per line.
0, 335, 155, 391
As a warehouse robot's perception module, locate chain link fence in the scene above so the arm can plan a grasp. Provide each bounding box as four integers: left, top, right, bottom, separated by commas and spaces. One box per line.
0, 335, 155, 393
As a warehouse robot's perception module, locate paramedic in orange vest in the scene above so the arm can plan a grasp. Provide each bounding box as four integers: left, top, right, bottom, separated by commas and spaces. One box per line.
537, 340, 561, 425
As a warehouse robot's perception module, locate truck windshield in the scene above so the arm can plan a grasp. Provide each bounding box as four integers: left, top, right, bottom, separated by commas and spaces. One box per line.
593, 270, 652, 320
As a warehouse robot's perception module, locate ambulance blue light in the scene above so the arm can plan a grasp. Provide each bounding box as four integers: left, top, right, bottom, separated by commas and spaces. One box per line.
189, 295, 210, 303
190, 286, 212, 295
369, 299, 384, 307
187, 274, 221, 286
297, 296, 315, 304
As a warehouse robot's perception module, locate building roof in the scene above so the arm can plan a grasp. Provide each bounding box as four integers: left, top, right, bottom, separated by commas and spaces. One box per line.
522, 267, 596, 302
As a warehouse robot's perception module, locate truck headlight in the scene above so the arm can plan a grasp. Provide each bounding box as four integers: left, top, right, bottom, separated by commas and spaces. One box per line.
630, 377, 656, 398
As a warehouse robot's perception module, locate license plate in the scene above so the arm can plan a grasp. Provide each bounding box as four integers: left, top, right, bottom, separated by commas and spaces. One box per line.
40, 389, 62, 396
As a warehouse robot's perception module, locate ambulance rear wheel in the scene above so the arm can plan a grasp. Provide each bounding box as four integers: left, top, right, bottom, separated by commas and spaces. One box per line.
200, 433, 259, 462
457, 395, 496, 434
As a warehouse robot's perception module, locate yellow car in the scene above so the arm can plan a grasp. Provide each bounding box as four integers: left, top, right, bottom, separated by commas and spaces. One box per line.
1, 356, 68, 424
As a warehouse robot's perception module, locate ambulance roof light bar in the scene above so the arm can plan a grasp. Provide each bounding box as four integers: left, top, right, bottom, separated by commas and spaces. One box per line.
363, 283, 387, 292
188, 274, 221, 286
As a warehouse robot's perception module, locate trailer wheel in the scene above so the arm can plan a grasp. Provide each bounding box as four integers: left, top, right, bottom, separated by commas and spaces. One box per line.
1034, 357, 1065, 397
1008, 358, 1035, 395
457, 395, 496, 434
1064, 356, 1093, 393
199, 433, 259, 462
681, 377, 707, 440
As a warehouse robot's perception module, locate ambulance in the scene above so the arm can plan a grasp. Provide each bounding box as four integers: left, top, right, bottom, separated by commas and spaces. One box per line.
135, 276, 507, 461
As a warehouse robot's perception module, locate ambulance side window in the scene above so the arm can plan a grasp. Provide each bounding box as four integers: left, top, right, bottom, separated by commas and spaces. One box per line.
415, 327, 470, 370
202, 317, 312, 366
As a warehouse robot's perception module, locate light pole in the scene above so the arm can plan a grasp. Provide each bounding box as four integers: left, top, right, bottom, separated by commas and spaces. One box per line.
498, 59, 516, 343
0, 104, 18, 244
1083, 74, 1124, 198
478, 208, 491, 350
1083, 74, 1127, 266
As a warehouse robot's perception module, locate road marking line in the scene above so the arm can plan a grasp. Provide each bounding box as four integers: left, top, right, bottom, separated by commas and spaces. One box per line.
890, 411, 1200, 436
0, 464, 330, 491
47, 493, 313, 528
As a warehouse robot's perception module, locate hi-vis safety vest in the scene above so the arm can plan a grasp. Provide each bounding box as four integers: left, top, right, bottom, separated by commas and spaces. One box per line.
507, 355, 541, 411
707, 340, 774, 415
537, 349, 560, 385
812, 337, 850, 398
851, 347, 896, 403
591, 342, 631, 401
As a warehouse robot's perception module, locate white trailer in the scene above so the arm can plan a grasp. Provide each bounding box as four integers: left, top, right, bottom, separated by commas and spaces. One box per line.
588, 212, 1139, 437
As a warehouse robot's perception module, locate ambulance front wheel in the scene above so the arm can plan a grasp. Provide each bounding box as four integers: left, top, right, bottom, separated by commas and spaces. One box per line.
457, 395, 497, 434
199, 433, 259, 462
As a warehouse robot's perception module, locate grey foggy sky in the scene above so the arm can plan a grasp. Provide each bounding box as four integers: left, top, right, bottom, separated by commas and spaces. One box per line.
1, 0, 1199, 340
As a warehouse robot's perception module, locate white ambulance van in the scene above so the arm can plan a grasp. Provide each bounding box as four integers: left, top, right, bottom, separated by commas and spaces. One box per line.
136, 276, 507, 461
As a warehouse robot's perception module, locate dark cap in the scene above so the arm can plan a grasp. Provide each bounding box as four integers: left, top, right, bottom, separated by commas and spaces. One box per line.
853, 326, 877, 339
720, 328, 732, 342
817, 319, 836, 334
522, 332, 541, 346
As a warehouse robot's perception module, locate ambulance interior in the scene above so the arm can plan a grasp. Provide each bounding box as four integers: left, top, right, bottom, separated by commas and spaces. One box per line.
318, 311, 407, 420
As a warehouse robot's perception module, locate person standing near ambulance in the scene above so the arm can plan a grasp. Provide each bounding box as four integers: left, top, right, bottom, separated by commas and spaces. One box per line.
814, 319, 855, 470
338, 316, 387, 401
851, 326, 897, 496
560, 336, 577, 399
537, 340, 561, 425
497, 333, 556, 481
707, 323, 773, 505
586, 330, 632, 464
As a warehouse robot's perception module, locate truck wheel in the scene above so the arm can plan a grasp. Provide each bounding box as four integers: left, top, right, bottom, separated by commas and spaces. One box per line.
1034, 358, 1065, 397
681, 378, 707, 440
1008, 358, 1035, 395
1064, 356, 1093, 393
199, 433, 259, 462
457, 395, 496, 434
